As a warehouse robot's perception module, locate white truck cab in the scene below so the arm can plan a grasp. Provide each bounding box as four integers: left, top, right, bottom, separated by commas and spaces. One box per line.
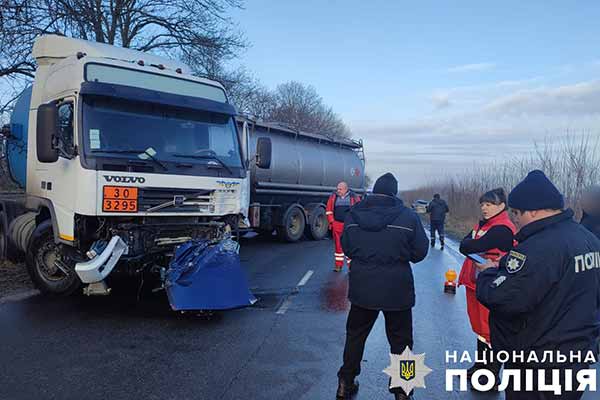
1, 35, 270, 295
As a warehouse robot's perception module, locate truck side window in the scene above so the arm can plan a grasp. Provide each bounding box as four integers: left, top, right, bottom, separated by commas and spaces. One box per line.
57, 102, 74, 151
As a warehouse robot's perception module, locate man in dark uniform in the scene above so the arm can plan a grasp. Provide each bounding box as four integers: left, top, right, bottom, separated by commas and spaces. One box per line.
581, 185, 600, 240
426, 193, 449, 250
476, 170, 600, 400
335, 173, 429, 400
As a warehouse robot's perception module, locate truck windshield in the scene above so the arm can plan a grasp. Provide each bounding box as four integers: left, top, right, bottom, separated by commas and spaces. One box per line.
82, 96, 242, 168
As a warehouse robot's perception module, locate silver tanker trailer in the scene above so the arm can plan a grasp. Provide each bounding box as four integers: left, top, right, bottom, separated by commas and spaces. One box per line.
238, 117, 366, 242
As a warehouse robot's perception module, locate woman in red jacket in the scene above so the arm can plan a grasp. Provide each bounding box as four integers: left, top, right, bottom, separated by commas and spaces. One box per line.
458, 188, 516, 388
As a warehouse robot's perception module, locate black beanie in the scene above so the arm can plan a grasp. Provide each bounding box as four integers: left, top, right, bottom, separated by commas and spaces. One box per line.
508, 170, 564, 211
373, 173, 398, 196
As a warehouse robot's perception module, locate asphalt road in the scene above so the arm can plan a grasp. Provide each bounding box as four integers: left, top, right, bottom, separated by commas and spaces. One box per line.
0, 234, 597, 400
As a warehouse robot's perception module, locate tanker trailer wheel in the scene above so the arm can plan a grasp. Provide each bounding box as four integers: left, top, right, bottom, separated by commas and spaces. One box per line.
305, 206, 329, 240
26, 221, 81, 295
277, 205, 306, 242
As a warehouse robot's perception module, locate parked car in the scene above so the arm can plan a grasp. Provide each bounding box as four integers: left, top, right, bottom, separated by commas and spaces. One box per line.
412, 200, 429, 214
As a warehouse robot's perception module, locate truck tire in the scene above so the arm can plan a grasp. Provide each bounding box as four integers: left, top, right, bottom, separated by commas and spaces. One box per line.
26, 220, 81, 295
305, 206, 328, 240
277, 205, 306, 242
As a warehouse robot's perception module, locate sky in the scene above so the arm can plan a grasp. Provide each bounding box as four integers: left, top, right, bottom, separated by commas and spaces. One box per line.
230, 1, 600, 189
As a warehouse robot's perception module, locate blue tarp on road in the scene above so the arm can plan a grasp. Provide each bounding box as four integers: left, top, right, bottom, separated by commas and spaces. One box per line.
166, 238, 256, 311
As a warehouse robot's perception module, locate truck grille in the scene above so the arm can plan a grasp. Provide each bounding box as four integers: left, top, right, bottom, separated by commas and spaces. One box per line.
138, 187, 215, 213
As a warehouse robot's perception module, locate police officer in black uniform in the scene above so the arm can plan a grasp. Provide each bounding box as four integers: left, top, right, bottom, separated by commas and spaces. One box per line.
335, 173, 429, 400
476, 170, 600, 400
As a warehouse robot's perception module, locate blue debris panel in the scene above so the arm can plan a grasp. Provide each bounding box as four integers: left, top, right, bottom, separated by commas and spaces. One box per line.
166, 239, 257, 311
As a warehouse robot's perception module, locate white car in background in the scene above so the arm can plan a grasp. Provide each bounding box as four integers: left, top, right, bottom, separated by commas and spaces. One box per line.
412, 200, 429, 214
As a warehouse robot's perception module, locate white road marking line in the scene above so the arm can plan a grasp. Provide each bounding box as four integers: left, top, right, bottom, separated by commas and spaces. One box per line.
276, 298, 293, 315
0, 289, 40, 305
297, 270, 314, 287
276, 269, 315, 314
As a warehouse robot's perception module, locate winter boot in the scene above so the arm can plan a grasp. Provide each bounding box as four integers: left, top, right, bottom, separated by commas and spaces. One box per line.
336, 378, 359, 399
393, 391, 413, 400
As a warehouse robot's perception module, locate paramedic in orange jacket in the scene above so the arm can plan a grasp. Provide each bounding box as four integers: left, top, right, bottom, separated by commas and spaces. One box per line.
458, 188, 516, 388
326, 182, 360, 271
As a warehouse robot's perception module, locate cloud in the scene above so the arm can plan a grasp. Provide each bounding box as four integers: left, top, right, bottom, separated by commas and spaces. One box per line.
484, 80, 600, 116
352, 78, 600, 189
446, 62, 496, 73
431, 93, 451, 110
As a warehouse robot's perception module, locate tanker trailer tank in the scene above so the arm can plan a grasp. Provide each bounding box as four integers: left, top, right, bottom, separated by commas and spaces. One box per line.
4, 86, 33, 189
237, 117, 365, 242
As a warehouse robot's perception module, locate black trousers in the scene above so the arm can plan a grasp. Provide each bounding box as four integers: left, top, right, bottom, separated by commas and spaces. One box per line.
430, 220, 445, 244
338, 304, 413, 392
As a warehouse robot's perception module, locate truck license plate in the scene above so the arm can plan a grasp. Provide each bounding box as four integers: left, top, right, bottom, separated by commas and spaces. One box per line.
102, 186, 138, 212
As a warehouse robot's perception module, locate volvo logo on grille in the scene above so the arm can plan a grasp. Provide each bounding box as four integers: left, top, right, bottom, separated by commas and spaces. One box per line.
173, 195, 185, 207
103, 175, 146, 184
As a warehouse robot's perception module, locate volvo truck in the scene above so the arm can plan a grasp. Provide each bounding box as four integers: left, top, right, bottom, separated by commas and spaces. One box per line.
0, 35, 365, 297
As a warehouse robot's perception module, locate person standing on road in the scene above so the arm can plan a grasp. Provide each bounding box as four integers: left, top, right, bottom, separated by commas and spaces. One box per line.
335, 173, 429, 400
457, 188, 516, 389
426, 193, 449, 250
476, 170, 600, 400
327, 181, 361, 272
581, 184, 600, 240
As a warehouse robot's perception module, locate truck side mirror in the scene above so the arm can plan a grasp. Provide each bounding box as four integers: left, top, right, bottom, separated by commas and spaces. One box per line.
256, 137, 271, 169
36, 102, 59, 163
240, 121, 249, 169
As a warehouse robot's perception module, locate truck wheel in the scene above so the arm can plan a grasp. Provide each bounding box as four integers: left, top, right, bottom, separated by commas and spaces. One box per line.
305, 207, 328, 240
26, 221, 81, 295
277, 205, 306, 242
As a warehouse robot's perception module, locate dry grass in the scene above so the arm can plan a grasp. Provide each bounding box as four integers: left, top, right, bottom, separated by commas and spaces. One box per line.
405, 134, 600, 232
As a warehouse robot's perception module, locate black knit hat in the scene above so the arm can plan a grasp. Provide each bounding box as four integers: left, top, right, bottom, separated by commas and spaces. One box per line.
508, 170, 564, 211
373, 173, 398, 196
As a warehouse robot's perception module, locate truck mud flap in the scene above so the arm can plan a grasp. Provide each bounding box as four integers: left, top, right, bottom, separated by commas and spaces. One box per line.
75, 236, 128, 283
166, 238, 256, 311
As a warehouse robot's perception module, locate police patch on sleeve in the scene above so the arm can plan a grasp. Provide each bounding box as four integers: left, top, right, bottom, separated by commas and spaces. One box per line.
506, 251, 527, 274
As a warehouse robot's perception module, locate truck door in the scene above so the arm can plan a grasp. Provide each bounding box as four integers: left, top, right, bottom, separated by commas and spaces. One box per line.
34, 97, 79, 242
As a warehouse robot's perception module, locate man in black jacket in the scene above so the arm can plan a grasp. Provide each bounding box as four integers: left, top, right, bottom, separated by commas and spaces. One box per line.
426, 194, 449, 250
581, 185, 600, 240
335, 173, 429, 400
476, 170, 600, 400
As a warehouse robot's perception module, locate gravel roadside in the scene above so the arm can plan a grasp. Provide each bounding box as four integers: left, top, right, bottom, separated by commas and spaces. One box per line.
0, 260, 35, 298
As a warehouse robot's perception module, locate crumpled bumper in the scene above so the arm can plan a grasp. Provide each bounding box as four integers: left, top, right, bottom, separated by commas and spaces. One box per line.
75, 236, 128, 283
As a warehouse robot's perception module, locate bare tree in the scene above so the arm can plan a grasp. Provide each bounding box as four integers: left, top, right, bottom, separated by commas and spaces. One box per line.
0, 0, 246, 121
267, 81, 350, 139
196, 62, 275, 118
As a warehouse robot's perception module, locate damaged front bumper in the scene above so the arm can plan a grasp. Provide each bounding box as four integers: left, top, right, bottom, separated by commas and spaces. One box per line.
75, 236, 128, 284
